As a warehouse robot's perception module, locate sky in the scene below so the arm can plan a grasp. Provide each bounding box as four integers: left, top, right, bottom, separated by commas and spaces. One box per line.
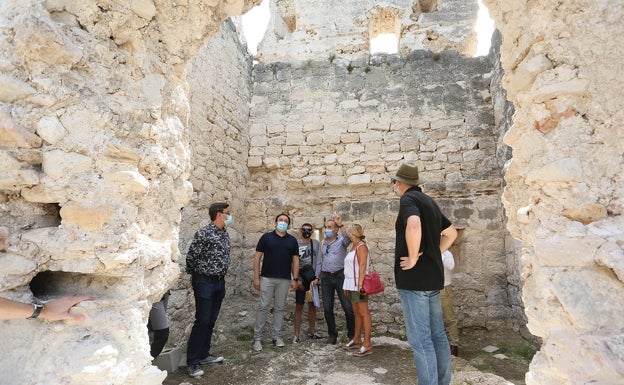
242, 0, 495, 57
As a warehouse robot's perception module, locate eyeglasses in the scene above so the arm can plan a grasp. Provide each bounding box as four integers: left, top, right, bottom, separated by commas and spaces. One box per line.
301, 228, 313, 232
391, 178, 397, 184
220, 210, 230, 215
325, 245, 330, 254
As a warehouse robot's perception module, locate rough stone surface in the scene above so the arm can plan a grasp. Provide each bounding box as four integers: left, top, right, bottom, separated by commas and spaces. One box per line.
2, 0, 623, 384
0, 1, 257, 384
485, 0, 624, 384
257, 0, 479, 62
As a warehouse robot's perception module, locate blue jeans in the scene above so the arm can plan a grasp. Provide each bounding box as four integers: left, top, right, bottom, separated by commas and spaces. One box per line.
320, 271, 354, 339
186, 274, 226, 366
398, 289, 451, 385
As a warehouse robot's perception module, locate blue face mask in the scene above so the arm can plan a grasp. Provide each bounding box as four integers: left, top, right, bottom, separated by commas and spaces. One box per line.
277, 221, 288, 232
324, 229, 334, 238
224, 214, 233, 226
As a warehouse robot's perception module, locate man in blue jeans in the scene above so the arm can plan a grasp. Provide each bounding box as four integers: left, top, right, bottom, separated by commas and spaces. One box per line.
317, 214, 354, 344
185, 202, 233, 378
391, 162, 457, 385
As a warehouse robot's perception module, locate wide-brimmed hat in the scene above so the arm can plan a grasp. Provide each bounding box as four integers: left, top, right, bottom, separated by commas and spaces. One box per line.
390, 162, 425, 186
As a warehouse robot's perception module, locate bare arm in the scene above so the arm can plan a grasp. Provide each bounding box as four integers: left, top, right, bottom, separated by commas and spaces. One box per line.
356, 244, 368, 291
0, 296, 91, 321
292, 254, 300, 279
440, 225, 458, 254
400, 215, 422, 270
253, 251, 263, 291
290, 254, 300, 291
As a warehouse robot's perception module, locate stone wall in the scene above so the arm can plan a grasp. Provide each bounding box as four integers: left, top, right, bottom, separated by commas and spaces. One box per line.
484, 0, 624, 384
0, 1, 254, 384
257, 0, 479, 62
3, 0, 622, 383
242, 51, 517, 334
171, 18, 253, 347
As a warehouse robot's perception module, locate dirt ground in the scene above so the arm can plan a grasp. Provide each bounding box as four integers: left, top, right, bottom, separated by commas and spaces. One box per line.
161, 303, 538, 385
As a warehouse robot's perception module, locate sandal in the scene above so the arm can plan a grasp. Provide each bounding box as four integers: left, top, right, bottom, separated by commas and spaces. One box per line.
352, 346, 373, 357
342, 339, 362, 350
308, 332, 323, 340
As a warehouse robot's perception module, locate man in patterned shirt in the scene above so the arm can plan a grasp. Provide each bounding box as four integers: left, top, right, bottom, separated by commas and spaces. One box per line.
185, 202, 232, 378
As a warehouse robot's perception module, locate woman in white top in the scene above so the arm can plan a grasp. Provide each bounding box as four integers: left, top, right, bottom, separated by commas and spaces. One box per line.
342, 223, 373, 356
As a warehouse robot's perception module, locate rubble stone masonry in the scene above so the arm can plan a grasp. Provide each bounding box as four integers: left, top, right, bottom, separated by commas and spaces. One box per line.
1, 0, 622, 384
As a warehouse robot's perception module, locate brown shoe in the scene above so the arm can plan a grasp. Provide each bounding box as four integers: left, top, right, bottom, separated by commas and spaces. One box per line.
326, 336, 337, 344
450, 345, 459, 357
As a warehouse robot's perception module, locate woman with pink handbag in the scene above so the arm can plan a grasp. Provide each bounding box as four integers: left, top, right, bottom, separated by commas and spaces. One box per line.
342, 223, 374, 357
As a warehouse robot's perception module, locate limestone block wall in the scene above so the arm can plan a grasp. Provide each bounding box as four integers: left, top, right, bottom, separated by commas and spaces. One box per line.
257, 0, 479, 63
171, 19, 253, 347
0, 1, 254, 384
484, 0, 624, 384
244, 51, 518, 332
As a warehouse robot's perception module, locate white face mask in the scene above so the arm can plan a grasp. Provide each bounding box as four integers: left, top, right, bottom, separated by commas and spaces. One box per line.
224, 214, 233, 226
277, 221, 288, 232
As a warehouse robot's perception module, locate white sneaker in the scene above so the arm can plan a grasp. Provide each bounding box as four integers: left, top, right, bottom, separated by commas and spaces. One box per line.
199, 353, 224, 364
292, 336, 301, 344
273, 337, 285, 347
253, 340, 263, 351
187, 364, 204, 378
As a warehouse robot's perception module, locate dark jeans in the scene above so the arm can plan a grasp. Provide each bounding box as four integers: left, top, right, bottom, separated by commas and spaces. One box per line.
320, 271, 354, 339
186, 273, 226, 366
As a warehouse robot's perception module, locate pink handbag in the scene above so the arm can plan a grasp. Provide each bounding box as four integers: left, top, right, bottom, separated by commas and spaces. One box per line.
362, 270, 384, 295
352, 243, 384, 295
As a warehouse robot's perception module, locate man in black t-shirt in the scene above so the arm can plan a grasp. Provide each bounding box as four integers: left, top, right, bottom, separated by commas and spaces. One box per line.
252, 213, 300, 352
391, 162, 457, 385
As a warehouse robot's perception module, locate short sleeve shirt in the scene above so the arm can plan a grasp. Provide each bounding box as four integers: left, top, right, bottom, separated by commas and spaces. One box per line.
394, 187, 452, 291
297, 239, 320, 270
256, 231, 300, 280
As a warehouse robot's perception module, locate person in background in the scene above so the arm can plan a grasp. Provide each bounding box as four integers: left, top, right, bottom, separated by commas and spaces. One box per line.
317, 213, 354, 345
148, 291, 170, 359
342, 223, 374, 357
252, 213, 300, 352
441, 250, 459, 357
392, 162, 458, 385
293, 223, 322, 343
185, 202, 232, 378
0, 295, 90, 321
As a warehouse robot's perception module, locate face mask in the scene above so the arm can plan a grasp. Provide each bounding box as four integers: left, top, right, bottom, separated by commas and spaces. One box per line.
302, 229, 312, 238
224, 214, 233, 226
324, 229, 334, 238
277, 221, 288, 232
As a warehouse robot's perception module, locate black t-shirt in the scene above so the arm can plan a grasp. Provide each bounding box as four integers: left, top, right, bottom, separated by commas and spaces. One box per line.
394, 187, 452, 291
256, 231, 300, 279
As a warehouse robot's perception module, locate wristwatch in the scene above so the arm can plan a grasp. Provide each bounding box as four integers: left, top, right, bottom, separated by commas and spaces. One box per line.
27, 303, 45, 319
